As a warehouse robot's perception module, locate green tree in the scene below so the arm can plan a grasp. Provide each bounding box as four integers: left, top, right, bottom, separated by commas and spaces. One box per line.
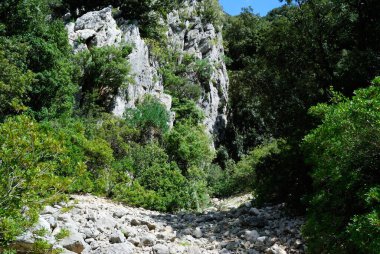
165, 122, 214, 171
125, 96, 170, 142
0, 51, 34, 120
76, 46, 131, 115
0, 0, 78, 119
303, 80, 380, 253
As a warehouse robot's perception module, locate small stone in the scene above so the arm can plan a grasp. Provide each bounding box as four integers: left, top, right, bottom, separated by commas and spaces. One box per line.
226, 241, 240, 250
41, 206, 58, 215
220, 249, 231, 254
60, 231, 87, 254
266, 244, 287, 254
193, 227, 202, 238
256, 236, 268, 245
93, 242, 134, 254
140, 233, 156, 246
130, 219, 140, 226
153, 244, 170, 254
185, 246, 202, 254
110, 230, 126, 244
127, 237, 140, 246
113, 210, 125, 218
249, 208, 260, 215
245, 230, 260, 243
294, 239, 303, 248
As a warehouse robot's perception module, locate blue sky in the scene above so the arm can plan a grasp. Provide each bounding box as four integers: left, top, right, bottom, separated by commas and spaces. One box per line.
219, 0, 284, 16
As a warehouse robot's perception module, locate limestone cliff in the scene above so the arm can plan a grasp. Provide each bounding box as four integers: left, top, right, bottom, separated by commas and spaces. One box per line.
166, 0, 229, 142
66, 1, 229, 143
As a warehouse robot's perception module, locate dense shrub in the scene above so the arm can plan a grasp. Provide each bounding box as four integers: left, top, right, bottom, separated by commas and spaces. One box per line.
76, 46, 131, 115
0, 116, 74, 244
165, 122, 214, 171
0, 0, 78, 119
0, 51, 33, 119
302, 81, 380, 253
125, 96, 170, 142
206, 140, 284, 198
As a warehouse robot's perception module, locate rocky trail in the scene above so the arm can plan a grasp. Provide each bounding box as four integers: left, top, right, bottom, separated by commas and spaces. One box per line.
9, 194, 305, 254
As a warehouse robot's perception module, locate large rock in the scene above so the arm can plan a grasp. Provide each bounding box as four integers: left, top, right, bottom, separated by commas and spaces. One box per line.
92, 242, 135, 254
60, 231, 87, 253
67, 7, 122, 51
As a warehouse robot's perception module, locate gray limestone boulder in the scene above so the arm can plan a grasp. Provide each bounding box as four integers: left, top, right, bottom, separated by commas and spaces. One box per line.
92, 242, 135, 254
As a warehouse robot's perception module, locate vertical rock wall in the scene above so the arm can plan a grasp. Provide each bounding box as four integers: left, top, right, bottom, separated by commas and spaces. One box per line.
167, 1, 229, 142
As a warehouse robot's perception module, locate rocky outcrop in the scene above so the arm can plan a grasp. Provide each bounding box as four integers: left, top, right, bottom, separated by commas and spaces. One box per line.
10, 195, 305, 254
66, 7, 172, 119
167, 0, 229, 141
66, 1, 229, 142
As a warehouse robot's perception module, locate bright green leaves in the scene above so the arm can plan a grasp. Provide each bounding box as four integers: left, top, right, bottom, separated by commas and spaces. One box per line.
0, 116, 74, 243
302, 82, 380, 253
165, 122, 214, 171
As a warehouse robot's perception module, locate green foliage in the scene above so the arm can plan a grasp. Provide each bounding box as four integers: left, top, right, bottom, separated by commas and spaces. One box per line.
54, 229, 70, 241
0, 116, 72, 244
32, 239, 53, 254
302, 83, 380, 253
76, 46, 131, 115
223, 0, 380, 212
206, 140, 284, 198
165, 122, 214, 171
113, 143, 198, 212
171, 98, 204, 125
199, 0, 225, 28
0, 0, 77, 119
125, 96, 170, 142
0, 51, 34, 119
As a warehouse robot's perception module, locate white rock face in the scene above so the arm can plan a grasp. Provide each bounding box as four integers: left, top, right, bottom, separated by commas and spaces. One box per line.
66, 7, 172, 119
66, 2, 229, 142
166, 0, 229, 141
67, 7, 122, 53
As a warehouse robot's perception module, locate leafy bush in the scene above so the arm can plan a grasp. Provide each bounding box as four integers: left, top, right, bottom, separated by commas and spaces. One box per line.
0, 0, 78, 119
0, 116, 73, 244
206, 140, 284, 198
76, 46, 131, 115
165, 122, 214, 171
199, 0, 224, 28
0, 51, 33, 119
125, 96, 170, 142
302, 81, 380, 254
171, 98, 204, 125
112, 143, 192, 212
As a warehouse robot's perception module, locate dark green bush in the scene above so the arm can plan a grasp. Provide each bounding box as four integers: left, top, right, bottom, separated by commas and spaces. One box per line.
302, 81, 380, 254
76, 46, 131, 115
0, 51, 33, 119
